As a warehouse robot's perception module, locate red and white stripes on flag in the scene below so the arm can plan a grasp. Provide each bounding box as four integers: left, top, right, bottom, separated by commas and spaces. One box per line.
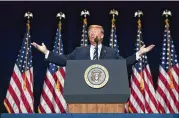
128, 64, 159, 113
156, 20, 179, 113
38, 23, 67, 113
4, 24, 34, 113
126, 19, 158, 113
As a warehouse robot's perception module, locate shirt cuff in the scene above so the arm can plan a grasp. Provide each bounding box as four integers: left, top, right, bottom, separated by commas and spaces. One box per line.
45, 50, 50, 59
136, 52, 141, 60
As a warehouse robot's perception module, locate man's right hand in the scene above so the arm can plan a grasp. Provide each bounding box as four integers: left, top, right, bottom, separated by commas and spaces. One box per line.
31, 42, 49, 55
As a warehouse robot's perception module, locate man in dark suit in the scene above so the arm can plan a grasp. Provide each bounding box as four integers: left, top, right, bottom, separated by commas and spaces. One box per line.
31, 25, 155, 66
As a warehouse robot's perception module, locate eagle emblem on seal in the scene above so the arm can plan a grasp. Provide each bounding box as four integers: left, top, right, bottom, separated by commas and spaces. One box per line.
84, 64, 109, 89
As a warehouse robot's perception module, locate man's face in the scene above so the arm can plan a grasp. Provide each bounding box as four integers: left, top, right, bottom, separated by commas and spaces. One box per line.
88, 27, 104, 45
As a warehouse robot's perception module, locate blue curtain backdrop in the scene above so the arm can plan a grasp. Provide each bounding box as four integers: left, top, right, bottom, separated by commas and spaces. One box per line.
0, 1, 179, 113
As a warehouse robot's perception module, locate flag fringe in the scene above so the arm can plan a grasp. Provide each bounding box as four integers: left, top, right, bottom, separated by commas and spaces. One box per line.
4, 101, 11, 113
38, 106, 41, 113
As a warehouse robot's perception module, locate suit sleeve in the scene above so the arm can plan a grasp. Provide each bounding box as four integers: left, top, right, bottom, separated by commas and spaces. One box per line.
125, 53, 137, 65
115, 51, 137, 66
45, 48, 76, 66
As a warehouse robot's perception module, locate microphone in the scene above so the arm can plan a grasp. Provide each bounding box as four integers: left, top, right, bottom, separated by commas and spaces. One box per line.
94, 36, 99, 45
94, 37, 98, 44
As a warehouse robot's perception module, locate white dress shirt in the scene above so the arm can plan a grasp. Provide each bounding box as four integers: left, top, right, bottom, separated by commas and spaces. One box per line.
90, 44, 102, 60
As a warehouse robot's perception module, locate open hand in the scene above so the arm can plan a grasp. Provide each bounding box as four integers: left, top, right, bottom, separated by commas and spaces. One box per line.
31, 42, 48, 55
138, 44, 155, 56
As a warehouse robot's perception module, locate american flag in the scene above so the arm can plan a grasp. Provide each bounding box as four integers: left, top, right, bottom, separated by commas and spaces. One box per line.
4, 23, 34, 113
126, 19, 158, 113
38, 22, 67, 113
109, 20, 119, 53
156, 20, 179, 113
80, 18, 88, 47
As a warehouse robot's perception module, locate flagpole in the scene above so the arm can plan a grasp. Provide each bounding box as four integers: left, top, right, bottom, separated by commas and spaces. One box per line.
81, 10, 89, 47
56, 12, 65, 91
165, 17, 174, 89
135, 10, 144, 90
109, 9, 118, 49
111, 19, 114, 49
138, 19, 144, 90
24, 12, 33, 90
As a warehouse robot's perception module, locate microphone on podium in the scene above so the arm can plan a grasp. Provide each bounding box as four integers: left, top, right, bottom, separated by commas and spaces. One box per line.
94, 36, 99, 45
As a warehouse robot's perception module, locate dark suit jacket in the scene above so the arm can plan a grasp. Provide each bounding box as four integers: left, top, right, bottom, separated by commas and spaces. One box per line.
46, 45, 137, 66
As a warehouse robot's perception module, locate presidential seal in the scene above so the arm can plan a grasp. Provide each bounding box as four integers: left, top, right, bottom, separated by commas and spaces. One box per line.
84, 64, 109, 89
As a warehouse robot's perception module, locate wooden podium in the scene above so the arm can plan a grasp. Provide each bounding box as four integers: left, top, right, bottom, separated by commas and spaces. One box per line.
64, 60, 130, 113
68, 104, 125, 113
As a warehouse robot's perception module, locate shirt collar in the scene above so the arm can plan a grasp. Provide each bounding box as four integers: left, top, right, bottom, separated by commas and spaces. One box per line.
90, 43, 102, 50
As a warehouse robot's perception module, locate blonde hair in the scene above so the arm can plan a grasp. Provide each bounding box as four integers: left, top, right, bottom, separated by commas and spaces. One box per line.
88, 25, 104, 34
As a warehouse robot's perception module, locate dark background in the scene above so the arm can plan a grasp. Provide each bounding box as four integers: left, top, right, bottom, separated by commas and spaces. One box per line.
0, 1, 179, 113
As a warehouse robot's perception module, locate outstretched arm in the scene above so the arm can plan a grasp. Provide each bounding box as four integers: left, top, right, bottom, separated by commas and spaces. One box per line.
115, 44, 155, 65
31, 42, 75, 66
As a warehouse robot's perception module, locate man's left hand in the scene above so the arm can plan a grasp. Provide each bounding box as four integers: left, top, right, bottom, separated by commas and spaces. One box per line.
138, 44, 155, 56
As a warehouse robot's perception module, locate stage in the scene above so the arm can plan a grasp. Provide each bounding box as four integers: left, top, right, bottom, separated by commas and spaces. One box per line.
1, 114, 179, 118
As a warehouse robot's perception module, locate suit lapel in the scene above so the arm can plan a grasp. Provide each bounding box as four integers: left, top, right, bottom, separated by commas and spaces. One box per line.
86, 46, 91, 60
99, 45, 107, 59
